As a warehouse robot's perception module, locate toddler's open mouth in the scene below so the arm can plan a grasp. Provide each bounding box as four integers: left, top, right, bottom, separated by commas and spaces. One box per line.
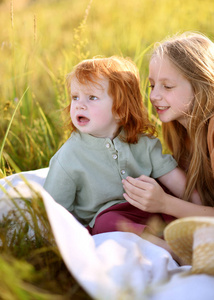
76, 115, 90, 124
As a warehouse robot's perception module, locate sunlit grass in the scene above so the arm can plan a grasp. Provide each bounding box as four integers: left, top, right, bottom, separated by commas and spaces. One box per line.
1, 0, 214, 174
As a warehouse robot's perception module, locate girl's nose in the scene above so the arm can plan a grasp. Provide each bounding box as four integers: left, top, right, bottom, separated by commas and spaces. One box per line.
150, 87, 162, 102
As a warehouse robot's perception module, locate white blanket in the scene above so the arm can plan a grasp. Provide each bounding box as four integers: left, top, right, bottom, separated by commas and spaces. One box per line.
0, 168, 214, 300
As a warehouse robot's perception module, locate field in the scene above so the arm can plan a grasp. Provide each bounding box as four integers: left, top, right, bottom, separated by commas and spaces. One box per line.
1, 0, 214, 175
0, 0, 214, 298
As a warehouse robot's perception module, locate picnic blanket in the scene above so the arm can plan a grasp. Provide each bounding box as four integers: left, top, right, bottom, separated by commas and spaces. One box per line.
1, 168, 214, 300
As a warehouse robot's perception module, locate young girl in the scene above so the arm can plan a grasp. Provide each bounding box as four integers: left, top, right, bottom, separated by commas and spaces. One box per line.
43, 55, 199, 238
122, 32, 214, 222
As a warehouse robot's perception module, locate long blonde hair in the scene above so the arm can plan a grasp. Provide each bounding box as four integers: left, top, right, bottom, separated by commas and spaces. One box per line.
151, 32, 214, 206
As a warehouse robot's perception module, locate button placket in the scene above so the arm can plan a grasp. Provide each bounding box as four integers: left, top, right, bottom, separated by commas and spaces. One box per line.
112, 154, 118, 160
105, 139, 118, 161
113, 138, 128, 179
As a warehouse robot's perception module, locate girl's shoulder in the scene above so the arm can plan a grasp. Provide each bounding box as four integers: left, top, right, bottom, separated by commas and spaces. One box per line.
207, 116, 214, 174
208, 115, 214, 129
207, 116, 214, 148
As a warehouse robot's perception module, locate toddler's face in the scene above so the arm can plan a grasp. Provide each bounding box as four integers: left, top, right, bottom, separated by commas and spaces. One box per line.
70, 76, 119, 139
149, 55, 194, 127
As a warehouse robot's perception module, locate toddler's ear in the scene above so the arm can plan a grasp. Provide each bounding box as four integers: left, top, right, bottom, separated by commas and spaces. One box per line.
114, 113, 120, 121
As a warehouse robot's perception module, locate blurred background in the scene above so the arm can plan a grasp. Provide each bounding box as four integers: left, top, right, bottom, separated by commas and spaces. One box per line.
1, 0, 214, 174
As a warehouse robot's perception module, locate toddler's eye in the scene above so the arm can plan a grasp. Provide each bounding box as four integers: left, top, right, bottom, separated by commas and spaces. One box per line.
89, 95, 98, 100
148, 85, 154, 90
71, 95, 79, 101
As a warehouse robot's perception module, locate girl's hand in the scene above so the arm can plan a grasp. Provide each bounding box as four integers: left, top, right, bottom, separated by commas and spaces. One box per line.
122, 175, 168, 213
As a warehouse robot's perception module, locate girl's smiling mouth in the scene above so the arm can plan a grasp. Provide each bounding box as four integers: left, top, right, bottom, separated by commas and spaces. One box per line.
155, 105, 170, 112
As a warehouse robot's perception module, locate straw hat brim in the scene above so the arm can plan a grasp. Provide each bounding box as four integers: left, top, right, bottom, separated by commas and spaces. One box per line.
164, 216, 214, 265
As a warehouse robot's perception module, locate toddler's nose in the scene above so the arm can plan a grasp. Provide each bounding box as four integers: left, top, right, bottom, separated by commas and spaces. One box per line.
76, 103, 87, 110
76, 98, 87, 110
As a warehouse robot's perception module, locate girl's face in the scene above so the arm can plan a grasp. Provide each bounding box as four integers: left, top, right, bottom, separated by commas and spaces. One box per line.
70, 76, 119, 140
149, 55, 194, 128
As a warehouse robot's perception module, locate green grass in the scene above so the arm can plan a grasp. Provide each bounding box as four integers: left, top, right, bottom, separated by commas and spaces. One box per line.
1, 0, 214, 297
1, 0, 214, 175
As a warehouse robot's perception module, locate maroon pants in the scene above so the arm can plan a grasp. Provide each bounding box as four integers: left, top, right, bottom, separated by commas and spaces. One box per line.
87, 202, 175, 236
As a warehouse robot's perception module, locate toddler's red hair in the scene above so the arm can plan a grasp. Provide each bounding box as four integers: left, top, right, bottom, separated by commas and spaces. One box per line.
66, 56, 156, 143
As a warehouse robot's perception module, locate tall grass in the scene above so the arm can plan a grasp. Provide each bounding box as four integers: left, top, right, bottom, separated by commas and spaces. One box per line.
1, 0, 214, 297
1, 0, 214, 175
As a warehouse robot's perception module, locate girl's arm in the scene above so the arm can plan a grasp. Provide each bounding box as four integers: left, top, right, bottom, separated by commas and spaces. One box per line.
158, 167, 201, 205
122, 168, 214, 218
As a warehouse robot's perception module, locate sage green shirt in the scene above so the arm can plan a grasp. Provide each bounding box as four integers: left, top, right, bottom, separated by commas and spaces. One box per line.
44, 131, 177, 227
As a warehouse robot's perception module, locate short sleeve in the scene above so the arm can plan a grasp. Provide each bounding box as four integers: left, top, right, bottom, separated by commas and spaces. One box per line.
43, 156, 76, 211
149, 138, 178, 178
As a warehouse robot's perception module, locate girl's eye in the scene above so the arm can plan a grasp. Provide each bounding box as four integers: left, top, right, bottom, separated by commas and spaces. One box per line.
71, 95, 79, 101
89, 95, 98, 100
148, 85, 154, 90
164, 85, 174, 90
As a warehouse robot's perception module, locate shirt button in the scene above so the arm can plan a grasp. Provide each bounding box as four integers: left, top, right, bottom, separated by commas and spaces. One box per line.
121, 170, 125, 175
106, 143, 111, 148
112, 154, 118, 160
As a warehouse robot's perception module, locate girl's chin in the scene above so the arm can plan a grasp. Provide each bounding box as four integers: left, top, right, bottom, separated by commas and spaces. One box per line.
157, 115, 173, 123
